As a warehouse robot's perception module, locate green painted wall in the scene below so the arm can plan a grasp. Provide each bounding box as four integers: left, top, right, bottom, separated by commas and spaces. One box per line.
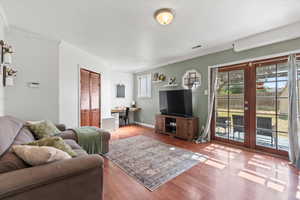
134, 38, 300, 132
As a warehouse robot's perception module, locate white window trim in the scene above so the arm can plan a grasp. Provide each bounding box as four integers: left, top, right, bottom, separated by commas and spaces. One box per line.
137, 73, 152, 98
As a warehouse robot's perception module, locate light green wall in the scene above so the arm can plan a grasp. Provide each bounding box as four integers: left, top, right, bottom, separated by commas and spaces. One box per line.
134, 38, 300, 132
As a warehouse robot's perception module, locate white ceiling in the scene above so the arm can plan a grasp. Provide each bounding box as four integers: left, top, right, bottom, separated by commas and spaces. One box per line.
1, 0, 300, 72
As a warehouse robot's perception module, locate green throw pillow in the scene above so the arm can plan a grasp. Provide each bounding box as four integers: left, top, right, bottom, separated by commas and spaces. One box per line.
27, 137, 77, 157
27, 120, 61, 139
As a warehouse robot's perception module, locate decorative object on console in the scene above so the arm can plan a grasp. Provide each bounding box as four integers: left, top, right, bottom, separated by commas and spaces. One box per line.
158, 73, 166, 81
163, 77, 178, 87
153, 72, 159, 81
182, 69, 201, 89
168, 77, 176, 85
116, 83, 125, 98
153, 73, 166, 83
0, 40, 17, 87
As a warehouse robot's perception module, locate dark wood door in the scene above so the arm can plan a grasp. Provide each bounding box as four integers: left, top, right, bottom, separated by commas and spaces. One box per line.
80, 69, 101, 127
80, 69, 91, 127
90, 72, 101, 127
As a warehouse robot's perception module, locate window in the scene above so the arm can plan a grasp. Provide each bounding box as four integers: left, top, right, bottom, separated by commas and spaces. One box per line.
137, 74, 151, 98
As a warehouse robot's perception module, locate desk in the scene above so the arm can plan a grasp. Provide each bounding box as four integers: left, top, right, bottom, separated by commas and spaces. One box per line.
111, 107, 141, 128
111, 107, 141, 113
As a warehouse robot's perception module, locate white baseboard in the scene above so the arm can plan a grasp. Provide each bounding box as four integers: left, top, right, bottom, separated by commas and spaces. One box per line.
134, 121, 155, 128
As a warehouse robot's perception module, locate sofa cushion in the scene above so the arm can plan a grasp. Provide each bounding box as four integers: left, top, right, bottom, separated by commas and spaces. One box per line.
64, 139, 82, 150
0, 151, 29, 174
27, 137, 77, 157
12, 145, 71, 166
59, 130, 78, 141
27, 120, 61, 139
13, 126, 35, 145
0, 116, 24, 157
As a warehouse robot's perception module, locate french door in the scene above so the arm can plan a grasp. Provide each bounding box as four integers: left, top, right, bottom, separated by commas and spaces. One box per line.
212, 57, 290, 156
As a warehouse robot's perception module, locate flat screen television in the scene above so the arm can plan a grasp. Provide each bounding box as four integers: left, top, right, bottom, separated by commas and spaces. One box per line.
159, 89, 193, 117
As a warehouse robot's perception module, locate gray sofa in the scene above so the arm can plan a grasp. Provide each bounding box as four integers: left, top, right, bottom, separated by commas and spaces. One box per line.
0, 116, 110, 200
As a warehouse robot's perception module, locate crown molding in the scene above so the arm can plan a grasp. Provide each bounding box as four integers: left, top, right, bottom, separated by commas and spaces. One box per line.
132, 43, 232, 73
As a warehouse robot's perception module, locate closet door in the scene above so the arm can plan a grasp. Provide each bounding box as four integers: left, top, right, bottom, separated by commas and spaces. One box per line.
90, 72, 101, 127
80, 69, 101, 127
80, 69, 91, 127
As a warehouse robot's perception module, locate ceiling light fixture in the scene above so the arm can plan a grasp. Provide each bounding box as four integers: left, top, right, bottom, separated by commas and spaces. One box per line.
154, 8, 174, 25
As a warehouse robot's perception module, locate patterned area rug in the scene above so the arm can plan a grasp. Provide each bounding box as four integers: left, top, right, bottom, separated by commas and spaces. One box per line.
105, 135, 207, 191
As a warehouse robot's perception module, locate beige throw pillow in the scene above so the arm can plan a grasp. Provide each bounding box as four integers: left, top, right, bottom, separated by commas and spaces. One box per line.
12, 145, 71, 166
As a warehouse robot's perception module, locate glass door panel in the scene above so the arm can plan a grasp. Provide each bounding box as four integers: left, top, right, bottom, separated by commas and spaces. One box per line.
255, 63, 289, 152
215, 69, 246, 144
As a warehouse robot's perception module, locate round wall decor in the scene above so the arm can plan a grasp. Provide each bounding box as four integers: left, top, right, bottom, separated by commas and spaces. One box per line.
182, 69, 201, 89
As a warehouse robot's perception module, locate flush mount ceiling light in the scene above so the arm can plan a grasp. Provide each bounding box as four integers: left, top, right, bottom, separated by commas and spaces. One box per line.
154, 8, 174, 25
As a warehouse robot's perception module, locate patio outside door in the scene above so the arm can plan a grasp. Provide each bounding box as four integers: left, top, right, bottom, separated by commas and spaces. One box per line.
212, 57, 290, 156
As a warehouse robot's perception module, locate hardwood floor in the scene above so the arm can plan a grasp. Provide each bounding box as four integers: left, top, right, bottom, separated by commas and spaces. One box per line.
103, 125, 299, 200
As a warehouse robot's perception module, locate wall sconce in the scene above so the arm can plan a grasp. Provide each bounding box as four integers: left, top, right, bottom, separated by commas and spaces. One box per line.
0, 40, 16, 87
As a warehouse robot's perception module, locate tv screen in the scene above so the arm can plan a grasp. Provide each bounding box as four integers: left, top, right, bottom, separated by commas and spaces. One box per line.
159, 89, 193, 117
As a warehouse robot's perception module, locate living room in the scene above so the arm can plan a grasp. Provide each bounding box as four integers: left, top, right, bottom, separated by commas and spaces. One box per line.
0, 1, 300, 200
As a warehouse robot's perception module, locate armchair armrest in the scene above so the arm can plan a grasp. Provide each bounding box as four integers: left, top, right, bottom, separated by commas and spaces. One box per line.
0, 155, 103, 200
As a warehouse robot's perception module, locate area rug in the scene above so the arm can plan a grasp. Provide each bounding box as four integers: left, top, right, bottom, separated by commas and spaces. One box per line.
105, 135, 207, 191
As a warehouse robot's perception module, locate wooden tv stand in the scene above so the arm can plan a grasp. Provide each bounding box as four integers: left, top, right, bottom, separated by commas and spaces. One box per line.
155, 114, 198, 141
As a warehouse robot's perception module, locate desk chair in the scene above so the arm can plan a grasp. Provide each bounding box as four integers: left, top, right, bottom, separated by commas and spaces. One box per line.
119, 107, 130, 126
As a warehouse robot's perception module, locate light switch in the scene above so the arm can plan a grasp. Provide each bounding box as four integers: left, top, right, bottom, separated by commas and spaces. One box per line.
204, 89, 208, 95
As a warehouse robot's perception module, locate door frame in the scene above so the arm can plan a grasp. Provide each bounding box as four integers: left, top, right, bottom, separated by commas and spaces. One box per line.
211, 64, 251, 148
78, 66, 101, 127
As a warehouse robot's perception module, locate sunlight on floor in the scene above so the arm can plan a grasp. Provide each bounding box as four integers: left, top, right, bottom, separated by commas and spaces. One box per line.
238, 171, 266, 185
248, 160, 271, 170
205, 160, 226, 170
237, 155, 288, 193
203, 144, 240, 160
203, 156, 228, 170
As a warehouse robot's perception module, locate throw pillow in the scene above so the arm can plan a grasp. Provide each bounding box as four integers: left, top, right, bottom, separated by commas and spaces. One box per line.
27, 136, 77, 157
12, 145, 71, 166
27, 120, 61, 139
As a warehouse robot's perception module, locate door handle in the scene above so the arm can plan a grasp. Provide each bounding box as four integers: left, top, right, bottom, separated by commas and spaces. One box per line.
244, 107, 249, 111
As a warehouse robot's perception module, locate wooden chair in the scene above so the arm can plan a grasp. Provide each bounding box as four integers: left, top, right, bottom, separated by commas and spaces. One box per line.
256, 116, 274, 145
216, 116, 230, 135
232, 115, 244, 139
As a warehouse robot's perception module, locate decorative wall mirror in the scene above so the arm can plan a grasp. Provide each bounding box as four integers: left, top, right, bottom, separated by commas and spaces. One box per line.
116, 84, 125, 98
182, 69, 201, 89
